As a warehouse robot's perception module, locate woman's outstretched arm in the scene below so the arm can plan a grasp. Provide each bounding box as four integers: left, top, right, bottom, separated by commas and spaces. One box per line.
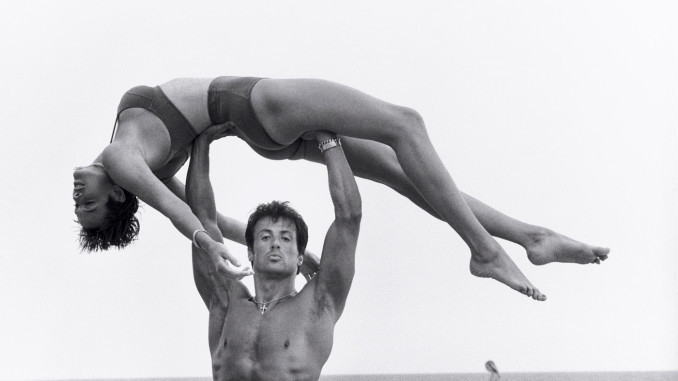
165, 174, 321, 279
101, 143, 251, 280
166, 176, 247, 243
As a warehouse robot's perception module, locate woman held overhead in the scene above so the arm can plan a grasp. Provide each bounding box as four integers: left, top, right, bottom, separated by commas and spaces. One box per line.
73, 76, 610, 301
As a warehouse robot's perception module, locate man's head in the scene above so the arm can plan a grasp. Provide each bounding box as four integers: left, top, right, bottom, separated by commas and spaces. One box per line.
245, 201, 308, 275
73, 164, 140, 251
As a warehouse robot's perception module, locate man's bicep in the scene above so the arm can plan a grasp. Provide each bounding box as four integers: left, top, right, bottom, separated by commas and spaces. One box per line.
192, 246, 216, 308
315, 220, 360, 315
192, 244, 230, 309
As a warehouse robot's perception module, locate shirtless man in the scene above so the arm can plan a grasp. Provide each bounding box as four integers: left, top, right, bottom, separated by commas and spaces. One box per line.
186, 125, 361, 380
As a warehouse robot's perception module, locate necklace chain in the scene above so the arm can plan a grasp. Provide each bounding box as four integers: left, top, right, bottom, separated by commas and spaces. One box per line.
252, 290, 297, 314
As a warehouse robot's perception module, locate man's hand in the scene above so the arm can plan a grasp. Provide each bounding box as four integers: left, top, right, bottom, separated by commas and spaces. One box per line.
314, 130, 336, 144
300, 251, 320, 281
197, 122, 235, 144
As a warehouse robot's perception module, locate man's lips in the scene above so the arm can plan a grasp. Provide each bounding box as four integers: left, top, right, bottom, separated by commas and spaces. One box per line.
267, 253, 283, 261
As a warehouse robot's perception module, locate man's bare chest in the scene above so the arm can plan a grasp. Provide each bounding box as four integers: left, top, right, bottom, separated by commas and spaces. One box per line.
208, 301, 335, 379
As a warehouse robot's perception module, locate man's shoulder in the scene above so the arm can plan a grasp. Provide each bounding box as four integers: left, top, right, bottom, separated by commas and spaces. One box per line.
224, 280, 252, 299
205, 279, 251, 310
288, 283, 337, 318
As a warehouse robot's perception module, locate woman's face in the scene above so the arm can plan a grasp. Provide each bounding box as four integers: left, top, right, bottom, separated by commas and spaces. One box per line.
73, 165, 115, 229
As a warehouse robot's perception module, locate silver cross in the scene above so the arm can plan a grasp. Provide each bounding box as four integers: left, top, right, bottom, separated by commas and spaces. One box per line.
260, 303, 267, 314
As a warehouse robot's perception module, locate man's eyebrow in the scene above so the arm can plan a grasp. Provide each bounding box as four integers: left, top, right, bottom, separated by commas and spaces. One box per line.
256, 228, 294, 235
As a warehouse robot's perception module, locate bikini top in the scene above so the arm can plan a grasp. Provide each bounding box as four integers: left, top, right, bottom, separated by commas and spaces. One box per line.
113, 86, 197, 180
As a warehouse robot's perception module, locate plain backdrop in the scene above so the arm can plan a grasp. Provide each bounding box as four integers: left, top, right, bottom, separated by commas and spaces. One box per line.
0, 1, 676, 379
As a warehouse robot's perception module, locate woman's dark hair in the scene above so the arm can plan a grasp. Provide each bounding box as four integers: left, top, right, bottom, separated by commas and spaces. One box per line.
77, 189, 140, 251
245, 201, 308, 273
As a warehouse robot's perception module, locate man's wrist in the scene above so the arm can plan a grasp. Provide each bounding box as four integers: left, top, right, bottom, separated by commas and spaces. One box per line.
318, 137, 342, 154
194, 135, 211, 147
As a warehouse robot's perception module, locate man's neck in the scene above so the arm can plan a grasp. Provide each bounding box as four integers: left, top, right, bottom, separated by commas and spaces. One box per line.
253, 275, 297, 303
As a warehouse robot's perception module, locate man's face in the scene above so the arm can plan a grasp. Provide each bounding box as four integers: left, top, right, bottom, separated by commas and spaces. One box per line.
72, 165, 115, 229
249, 217, 302, 276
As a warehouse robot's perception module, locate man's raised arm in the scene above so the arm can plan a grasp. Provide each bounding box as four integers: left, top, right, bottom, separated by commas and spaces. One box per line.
186, 125, 229, 245
312, 132, 362, 321
186, 125, 252, 308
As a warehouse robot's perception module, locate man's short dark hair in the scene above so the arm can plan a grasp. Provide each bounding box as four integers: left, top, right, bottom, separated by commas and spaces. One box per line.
77, 189, 140, 252
245, 201, 308, 273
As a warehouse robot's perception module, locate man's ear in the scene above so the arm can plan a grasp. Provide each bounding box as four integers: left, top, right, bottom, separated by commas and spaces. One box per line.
297, 254, 304, 267
247, 248, 254, 263
110, 186, 126, 202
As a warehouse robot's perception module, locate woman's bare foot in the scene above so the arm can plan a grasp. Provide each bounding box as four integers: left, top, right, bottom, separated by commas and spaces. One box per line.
525, 229, 610, 266
469, 246, 546, 301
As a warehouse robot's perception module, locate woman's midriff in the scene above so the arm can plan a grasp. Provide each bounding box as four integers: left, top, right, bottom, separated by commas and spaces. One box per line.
159, 78, 215, 135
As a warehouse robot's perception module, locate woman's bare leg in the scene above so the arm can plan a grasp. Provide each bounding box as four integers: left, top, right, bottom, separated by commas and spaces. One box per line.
461, 194, 610, 265
253, 79, 547, 300
300, 137, 609, 265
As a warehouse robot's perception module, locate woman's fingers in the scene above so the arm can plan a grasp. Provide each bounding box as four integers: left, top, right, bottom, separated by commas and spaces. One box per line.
210, 244, 253, 280
216, 260, 254, 280
218, 247, 241, 267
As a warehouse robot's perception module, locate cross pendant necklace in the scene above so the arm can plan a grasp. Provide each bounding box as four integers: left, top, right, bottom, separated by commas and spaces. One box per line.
253, 290, 297, 315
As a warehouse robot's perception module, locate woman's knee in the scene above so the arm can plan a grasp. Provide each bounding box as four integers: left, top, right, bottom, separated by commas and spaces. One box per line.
387, 105, 428, 144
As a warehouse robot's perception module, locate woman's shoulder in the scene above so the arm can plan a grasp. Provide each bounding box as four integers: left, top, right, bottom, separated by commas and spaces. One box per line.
100, 143, 144, 175
101, 141, 143, 163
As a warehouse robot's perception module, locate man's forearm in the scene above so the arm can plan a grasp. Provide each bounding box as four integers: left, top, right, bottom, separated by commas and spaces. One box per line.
322, 138, 362, 219
167, 177, 244, 243
186, 138, 216, 222
217, 213, 247, 245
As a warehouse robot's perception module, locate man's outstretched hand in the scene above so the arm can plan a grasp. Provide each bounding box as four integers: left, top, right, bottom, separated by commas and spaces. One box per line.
198, 122, 235, 144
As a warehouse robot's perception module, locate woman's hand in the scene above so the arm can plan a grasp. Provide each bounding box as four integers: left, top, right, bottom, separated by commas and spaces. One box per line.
206, 241, 254, 280
195, 231, 253, 280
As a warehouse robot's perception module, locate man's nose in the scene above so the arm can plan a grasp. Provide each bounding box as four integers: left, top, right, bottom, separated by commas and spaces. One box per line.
271, 238, 281, 248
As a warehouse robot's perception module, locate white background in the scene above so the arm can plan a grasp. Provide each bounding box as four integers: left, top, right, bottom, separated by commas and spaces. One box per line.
0, 1, 676, 379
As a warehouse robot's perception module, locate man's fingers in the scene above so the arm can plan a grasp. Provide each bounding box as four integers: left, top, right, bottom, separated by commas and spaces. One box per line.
301, 252, 320, 276
204, 122, 235, 141
214, 130, 230, 140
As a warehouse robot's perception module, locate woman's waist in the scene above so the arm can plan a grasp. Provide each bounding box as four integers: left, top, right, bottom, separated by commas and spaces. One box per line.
158, 78, 215, 134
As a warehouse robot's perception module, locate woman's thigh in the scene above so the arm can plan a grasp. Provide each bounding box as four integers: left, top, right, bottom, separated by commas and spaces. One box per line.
295, 136, 406, 186
251, 78, 414, 146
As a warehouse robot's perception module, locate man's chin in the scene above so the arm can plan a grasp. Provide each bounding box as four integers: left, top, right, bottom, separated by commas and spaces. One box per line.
255, 266, 296, 277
